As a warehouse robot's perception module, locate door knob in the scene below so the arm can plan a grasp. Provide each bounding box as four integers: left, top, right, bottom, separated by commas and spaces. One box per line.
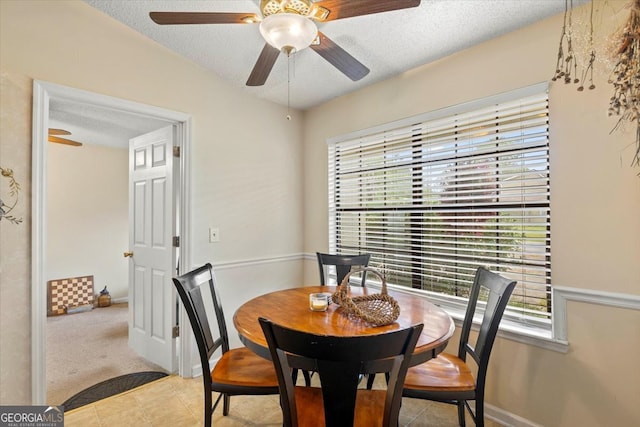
123, 251, 133, 258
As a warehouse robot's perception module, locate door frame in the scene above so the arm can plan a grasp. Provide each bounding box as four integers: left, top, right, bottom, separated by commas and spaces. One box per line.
31, 80, 193, 404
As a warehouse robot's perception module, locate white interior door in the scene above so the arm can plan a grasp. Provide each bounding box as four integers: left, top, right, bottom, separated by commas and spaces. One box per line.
127, 125, 177, 372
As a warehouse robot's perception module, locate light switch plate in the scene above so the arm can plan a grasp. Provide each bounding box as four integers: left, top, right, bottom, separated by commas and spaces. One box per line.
209, 227, 220, 243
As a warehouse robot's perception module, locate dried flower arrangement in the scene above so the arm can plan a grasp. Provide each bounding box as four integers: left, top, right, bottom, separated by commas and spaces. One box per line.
0, 166, 23, 225
608, 0, 640, 167
552, 0, 597, 91
553, 0, 640, 169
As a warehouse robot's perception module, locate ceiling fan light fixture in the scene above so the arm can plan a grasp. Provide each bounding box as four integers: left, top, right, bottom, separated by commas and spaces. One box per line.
259, 13, 318, 53
308, 5, 330, 21
261, 0, 312, 17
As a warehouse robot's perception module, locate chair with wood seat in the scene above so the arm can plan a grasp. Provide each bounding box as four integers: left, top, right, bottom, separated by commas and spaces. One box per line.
314, 251, 374, 388
402, 267, 516, 427
172, 263, 279, 427
316, 252, 371, 287
259, 317, 423, 427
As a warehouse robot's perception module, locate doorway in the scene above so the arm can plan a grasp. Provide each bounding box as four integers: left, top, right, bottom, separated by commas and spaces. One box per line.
31, 80, 193, 404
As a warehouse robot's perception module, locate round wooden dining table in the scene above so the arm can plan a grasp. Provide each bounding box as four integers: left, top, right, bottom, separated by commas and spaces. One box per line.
233, 285, 455, 366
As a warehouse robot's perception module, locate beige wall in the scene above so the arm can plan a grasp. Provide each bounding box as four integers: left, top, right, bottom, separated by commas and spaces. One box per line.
2, 0, 639, 424
0, 71, 32, 406
46, 143, 129, 300
302, 1, 640, 426
0, 0, 304, 404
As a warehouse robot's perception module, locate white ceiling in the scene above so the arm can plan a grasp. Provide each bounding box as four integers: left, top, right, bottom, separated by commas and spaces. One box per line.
83, 0, 588, 111
51, 0, 588, 148
49, 98, 171, 148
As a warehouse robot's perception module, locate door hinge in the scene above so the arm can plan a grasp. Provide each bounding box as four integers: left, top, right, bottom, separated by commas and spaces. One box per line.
173, 146, 180, 157
172, 325, 179, 338
173, 236, 180, 247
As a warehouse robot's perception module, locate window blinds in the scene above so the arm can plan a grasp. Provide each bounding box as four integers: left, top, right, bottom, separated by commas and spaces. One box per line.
328, 88, 551, 326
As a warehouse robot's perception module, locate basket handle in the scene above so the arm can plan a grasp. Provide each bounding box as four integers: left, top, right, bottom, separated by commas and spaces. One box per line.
339, 267, 388, 295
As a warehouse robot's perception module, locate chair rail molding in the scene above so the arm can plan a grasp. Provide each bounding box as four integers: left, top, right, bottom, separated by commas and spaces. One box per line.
552, 286, 640, 342
210, 253, 304, 270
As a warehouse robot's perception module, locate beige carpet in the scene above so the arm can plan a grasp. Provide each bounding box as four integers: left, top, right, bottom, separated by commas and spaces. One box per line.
46, 302, 166, 405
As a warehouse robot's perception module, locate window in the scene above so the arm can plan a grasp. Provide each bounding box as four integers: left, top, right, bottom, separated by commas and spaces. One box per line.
328, 84, 551, 331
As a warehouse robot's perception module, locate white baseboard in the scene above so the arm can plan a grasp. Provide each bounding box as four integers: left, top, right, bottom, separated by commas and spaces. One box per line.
190, 355, 221, 379
192, 365, 203, 379
485, 402, 544, 427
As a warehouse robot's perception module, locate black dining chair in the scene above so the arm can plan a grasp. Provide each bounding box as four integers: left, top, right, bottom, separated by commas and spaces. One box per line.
402, 267, 516, 427
172, 263, 279, 427
314, 251, 375, 388
316, 252, 371, 287
259, 317, 423, 427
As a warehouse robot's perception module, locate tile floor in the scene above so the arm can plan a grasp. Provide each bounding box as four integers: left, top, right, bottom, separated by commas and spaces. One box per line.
64, 375, 503, 426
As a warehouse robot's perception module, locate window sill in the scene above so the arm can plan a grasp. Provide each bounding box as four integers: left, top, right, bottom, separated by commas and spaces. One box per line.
345, 276, 640, 353
369, 283, 570, 353
427, 299, 569, 353
475, 317, 568, 353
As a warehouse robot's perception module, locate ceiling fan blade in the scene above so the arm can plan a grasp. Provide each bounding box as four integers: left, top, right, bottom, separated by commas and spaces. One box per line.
149, 12, 259, 25
310, 32, 369, 81
315, 0, 420, 21
246, 44, 280, 87
48, 128, 71, 136
48, 135, 83, 147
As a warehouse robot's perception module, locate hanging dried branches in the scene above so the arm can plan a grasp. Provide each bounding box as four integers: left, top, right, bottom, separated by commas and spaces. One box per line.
552, 0, 580, 84
552, 0, 597, 90
579, 0, 597, 91
608, 0, 640, 167
552, 0, 640, 168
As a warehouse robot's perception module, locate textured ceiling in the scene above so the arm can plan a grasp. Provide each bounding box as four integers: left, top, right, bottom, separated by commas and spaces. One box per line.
48, 98, 171, 148
51, 0, 588, 148
82, 0, 588, 111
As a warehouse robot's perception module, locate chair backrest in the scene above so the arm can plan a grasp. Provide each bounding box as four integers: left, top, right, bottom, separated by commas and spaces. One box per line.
172, 263, 230, 376
316, 252, 371, 286
459, 267, 516, 389
259, 317, 423, 427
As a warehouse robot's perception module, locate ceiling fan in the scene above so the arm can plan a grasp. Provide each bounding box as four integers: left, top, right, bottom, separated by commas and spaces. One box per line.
48, 129, 83, 147
149, 0, 421, 86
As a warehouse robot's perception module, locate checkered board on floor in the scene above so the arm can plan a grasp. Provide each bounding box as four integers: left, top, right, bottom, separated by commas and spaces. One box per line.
47, 275, 94, 316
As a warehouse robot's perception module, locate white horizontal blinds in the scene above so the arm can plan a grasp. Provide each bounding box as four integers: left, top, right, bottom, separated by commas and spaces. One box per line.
329, 89, 551, 325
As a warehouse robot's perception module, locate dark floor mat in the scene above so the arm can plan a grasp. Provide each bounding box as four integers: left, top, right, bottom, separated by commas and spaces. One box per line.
61, 371, 168, 412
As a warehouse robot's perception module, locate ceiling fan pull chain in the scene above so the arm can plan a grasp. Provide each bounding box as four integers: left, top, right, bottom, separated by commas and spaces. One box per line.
286, 51, 292, 120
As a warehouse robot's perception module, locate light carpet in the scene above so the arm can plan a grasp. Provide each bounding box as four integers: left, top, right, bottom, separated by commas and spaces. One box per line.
46, 302, 167, 405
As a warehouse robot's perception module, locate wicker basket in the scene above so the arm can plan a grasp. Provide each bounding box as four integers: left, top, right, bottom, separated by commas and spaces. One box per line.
331, 267, 400, 326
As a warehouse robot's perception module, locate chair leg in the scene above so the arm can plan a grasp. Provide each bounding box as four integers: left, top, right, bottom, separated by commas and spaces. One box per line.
302, 370, 312, 386
457, 401, 466, 427
366, 373, 376, 390
205, 391, 212, 427
223, 393, 231, 416
292, 368, 312, 386
475, 397, 484, 427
